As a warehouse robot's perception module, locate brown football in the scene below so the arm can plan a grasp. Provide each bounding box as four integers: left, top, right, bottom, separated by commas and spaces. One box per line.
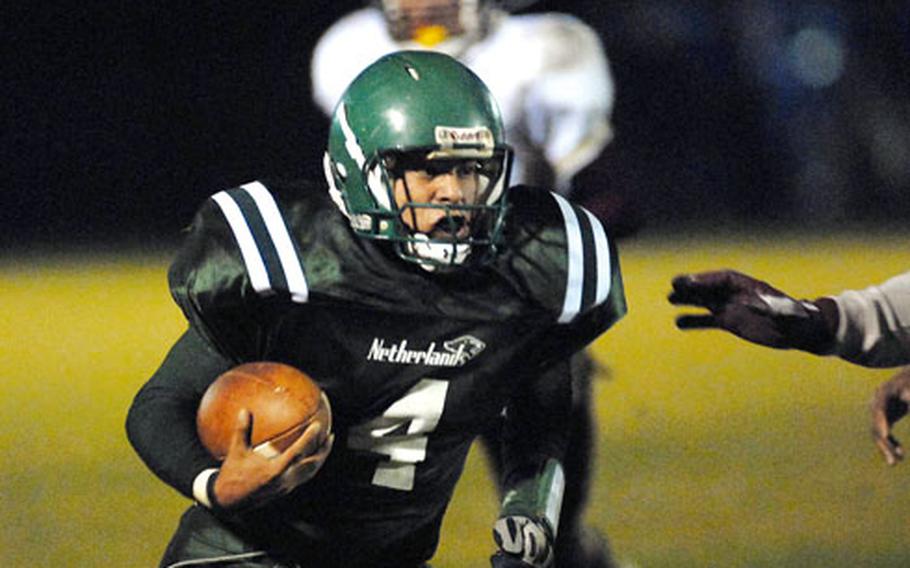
196, 362, 331, 460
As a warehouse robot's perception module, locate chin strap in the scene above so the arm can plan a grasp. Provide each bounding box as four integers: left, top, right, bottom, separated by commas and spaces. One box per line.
406, 233, 472, 270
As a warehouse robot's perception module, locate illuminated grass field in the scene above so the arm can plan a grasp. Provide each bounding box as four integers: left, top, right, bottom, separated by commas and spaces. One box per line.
2, 233, 907, 566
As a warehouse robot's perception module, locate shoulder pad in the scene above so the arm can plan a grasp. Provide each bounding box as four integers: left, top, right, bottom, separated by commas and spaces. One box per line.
504, 187, 622, 324
169, 181, 321, 355
174, 180, 311, 304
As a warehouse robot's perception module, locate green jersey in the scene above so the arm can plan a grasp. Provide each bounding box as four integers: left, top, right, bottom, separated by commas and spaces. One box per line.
134, 178, 626, 566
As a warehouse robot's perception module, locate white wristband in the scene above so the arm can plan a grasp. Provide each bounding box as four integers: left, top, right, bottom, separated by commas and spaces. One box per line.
192, 468, 220, 508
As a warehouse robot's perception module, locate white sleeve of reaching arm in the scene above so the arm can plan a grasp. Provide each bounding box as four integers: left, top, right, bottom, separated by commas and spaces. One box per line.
829, 271, 910, 367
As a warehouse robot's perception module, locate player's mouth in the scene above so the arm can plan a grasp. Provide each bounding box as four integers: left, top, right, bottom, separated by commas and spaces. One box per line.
429, 215, 470, 240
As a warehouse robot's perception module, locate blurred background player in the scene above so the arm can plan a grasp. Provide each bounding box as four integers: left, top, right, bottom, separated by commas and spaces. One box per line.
668, 269, 910, 466
311, 2, 620, 566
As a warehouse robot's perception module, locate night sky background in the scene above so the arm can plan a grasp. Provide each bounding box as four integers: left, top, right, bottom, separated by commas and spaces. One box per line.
5, 1, 910, 249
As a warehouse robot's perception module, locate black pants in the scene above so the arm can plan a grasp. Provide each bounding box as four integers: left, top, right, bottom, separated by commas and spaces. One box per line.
159, 506, 431, 568
160, 506, 294, 568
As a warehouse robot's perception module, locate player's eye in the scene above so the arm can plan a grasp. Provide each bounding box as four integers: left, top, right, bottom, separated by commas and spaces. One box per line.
423, 160, 456, 177
418, 159, 477, 178
453, 161, 481, 177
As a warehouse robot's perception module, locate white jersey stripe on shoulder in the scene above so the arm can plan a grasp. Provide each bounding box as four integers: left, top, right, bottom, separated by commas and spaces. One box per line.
552, 193, 584, 323
211, 191, 272, 295
241, 182, 309, 303
582, 207, 611, 306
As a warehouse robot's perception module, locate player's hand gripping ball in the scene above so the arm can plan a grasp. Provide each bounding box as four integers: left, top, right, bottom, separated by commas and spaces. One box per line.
197, 362, 332, 461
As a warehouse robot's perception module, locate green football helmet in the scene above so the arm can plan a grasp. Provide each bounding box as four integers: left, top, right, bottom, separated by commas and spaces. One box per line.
323, 50, 512, 268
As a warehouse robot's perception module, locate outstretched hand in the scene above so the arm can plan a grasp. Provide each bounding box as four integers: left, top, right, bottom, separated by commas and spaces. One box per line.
871, 368, 910, 466
668, 270, 835, 354
212, 409, 333, 509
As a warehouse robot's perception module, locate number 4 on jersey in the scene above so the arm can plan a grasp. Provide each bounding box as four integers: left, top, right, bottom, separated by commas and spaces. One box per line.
348, 379, 449, 491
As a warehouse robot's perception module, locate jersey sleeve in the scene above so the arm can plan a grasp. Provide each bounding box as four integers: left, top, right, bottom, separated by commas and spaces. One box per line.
828, 271, 910, 367
521, 14, 615, 189
506, 188, 627, 364
132, 181, 316, 497
125, 327, 234, 498
497, 189, 627, 484
168, 181, 311, 362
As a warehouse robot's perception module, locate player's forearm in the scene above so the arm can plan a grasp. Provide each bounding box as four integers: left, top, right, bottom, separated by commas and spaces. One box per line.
125, 328, 230, 498
126, 387, 217, 498
828, 271, 910, 367
494, 359, 571, 566
499, 360, 572, 486
499, 458, 565, 535
492, 458, 565, 567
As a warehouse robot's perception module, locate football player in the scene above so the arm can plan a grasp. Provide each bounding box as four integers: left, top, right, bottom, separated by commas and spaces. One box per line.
669, 269, 910, 466
127, 51, 626, 568
311, 4, 621, 565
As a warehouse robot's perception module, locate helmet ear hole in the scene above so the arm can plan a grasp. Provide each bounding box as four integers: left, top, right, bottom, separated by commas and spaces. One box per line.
381, 153, 400, 177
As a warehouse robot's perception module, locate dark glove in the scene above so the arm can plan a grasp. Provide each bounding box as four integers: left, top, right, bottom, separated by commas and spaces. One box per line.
492, 515, 554, 568
669, 270, 838, 354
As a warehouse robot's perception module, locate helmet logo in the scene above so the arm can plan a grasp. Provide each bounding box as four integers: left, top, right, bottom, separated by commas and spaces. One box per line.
434, 126, 493, 150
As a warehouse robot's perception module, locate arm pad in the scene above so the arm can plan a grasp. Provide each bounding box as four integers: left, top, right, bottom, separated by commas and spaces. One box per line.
499, 458, 565, 537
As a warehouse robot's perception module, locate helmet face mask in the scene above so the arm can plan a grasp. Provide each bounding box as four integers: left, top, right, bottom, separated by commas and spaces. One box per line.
382, 149, 511, 267
324, 51, 512, 270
